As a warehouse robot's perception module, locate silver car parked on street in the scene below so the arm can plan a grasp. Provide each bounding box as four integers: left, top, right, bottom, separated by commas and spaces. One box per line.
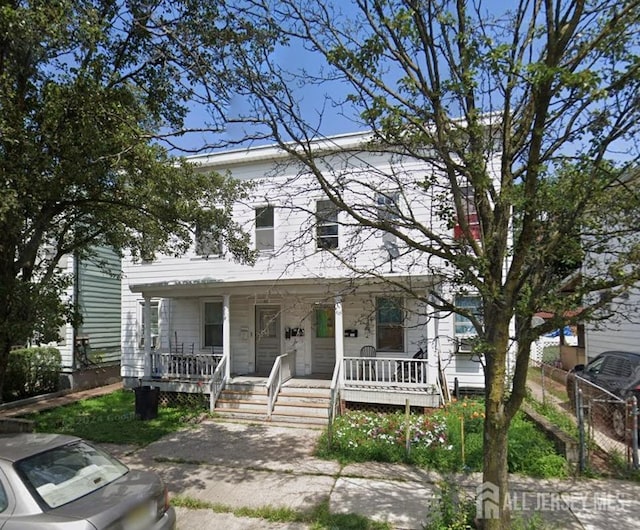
0, 433, 176, 529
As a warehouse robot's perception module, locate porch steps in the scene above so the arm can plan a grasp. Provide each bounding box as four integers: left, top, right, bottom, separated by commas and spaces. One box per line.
213, 381, 331, 427
214, 383, 269, 422
270, 387, 330, 426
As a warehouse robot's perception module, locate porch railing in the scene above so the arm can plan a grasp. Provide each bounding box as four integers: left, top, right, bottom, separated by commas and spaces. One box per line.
209, 355, 227, 412
150, 351, 222, 380
342, 356, 431, 388
266, 349, 296, 419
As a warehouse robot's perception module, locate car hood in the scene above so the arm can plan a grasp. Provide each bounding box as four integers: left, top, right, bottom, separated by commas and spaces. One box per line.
49, 469, 166, 527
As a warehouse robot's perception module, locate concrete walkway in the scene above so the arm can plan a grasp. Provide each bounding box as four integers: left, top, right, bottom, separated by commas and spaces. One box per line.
4, 384, 640, 529
115, 419, 640, 530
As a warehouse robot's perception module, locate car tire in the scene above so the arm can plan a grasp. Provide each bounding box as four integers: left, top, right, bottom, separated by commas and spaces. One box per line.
612, 406, 626, 440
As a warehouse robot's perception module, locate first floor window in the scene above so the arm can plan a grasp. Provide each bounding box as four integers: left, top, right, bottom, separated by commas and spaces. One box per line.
376, 297, 404, 352
139, 300, 159, 348
454, 295, 482, 336
315, 307, 335, 338
203, 301, 223, 347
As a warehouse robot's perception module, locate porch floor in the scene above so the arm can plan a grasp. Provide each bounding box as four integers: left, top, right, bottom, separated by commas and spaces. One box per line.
229, 374, 331, 388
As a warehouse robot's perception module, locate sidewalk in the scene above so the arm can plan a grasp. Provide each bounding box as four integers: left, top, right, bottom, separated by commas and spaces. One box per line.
0, 382, 123, 417
120, 419, 640, 530
3, 384, 640, 529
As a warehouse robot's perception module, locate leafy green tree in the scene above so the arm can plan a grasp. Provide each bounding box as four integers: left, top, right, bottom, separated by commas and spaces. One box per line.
201, 1, 640, 527
0, 0, 256, 399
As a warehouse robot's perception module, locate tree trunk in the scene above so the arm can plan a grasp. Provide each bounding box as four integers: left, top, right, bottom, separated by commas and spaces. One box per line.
478, 312, 512, 529
479, 404, 511, 529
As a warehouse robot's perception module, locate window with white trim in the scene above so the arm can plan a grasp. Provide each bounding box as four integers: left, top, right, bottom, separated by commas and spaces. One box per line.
454, 295, 481, 352
376, 297, 404, 352
139, 300, 159, 349
255, 206, 274, 251
316, 200, 339, 249
454, 185, 481, 240
203, 301, 223, 348
195, 222, 222, 257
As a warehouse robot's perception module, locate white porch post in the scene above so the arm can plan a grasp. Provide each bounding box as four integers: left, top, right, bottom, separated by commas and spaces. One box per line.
334, 295, 344, 365
143, 296, 152, 378
425, 290, 439, 386
223, 294, 231, 379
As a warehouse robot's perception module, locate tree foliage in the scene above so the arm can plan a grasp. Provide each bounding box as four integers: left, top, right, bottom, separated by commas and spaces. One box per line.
0, 0, 257, 395
196, 1, 640, 527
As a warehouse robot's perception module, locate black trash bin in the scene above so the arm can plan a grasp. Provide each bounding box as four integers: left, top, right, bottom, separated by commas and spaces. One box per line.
134, 386, 159, 420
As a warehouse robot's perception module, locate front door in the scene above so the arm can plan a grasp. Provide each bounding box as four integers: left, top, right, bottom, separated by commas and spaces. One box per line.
312, 306, 336, 374
255, 306, 281, 375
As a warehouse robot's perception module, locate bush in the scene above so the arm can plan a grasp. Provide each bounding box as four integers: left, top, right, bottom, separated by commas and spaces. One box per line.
3, 347, 61, 402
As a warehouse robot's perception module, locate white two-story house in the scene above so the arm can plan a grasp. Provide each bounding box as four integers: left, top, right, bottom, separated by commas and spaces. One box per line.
120, 132, 493, 421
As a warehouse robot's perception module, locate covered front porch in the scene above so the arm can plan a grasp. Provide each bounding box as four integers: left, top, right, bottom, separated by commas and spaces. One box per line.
128, 277, 444, 420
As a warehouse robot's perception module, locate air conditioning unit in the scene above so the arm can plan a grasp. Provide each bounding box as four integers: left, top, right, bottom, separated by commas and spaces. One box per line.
456, 337, 475, 354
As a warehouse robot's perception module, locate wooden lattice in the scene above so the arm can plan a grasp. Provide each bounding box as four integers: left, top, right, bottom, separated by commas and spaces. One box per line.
159, 391, 208, 411
344, 401, 426, 415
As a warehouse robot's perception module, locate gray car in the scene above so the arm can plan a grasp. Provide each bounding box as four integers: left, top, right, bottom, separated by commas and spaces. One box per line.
0, 433, 176, 529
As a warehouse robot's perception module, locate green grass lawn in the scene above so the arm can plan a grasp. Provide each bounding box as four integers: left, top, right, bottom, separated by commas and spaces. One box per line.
23, 389, 205, 446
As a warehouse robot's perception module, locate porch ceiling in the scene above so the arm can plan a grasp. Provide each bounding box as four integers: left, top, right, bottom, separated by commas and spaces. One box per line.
129, 274, 436, 298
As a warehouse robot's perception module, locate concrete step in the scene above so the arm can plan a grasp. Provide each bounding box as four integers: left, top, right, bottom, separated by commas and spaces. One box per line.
269, 412, 328, 425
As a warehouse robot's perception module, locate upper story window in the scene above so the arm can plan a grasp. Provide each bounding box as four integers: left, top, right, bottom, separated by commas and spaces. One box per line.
316, 200, 339, 249
376, 296, 404, 352
203, 300, 223, 348
454, 185, 481, 240
195, 222, 222, 257
376, 191, 401, 224
255, 206, 274, 252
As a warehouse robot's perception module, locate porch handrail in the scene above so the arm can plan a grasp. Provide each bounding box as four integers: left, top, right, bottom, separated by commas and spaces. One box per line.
327, 359, 342, 448
209, 355, 227, 413
266, 349, 296, 419
342, 355, 432, 388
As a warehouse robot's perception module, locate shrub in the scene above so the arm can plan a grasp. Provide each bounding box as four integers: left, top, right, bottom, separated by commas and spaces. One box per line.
3, 347, 61, 402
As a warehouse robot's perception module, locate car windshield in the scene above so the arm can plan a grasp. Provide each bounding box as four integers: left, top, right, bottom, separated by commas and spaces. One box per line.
15, 441, 128, 509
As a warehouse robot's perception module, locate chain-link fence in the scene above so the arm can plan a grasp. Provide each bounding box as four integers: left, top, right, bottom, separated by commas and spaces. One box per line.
527, 359, 640, 473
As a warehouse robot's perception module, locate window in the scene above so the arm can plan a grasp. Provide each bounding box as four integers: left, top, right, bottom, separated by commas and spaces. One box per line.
16, 441, 127, 509
376, 297, 404, 352
454, 185, 481, 240
316, 200, 339, 249
139, 300, 159, 348
203, 301, 223, 348
376, 191, 401, 222
195, 222, 222, 257
454, 295, 482, 336
0, 478, 7, 513
315, 307, 335, 338
255, 206, 274, 251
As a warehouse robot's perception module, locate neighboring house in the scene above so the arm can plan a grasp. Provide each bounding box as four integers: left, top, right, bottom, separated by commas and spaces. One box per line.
121, 132, 500, 415
584, 288, 640, 362
55, 246, 122, 390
